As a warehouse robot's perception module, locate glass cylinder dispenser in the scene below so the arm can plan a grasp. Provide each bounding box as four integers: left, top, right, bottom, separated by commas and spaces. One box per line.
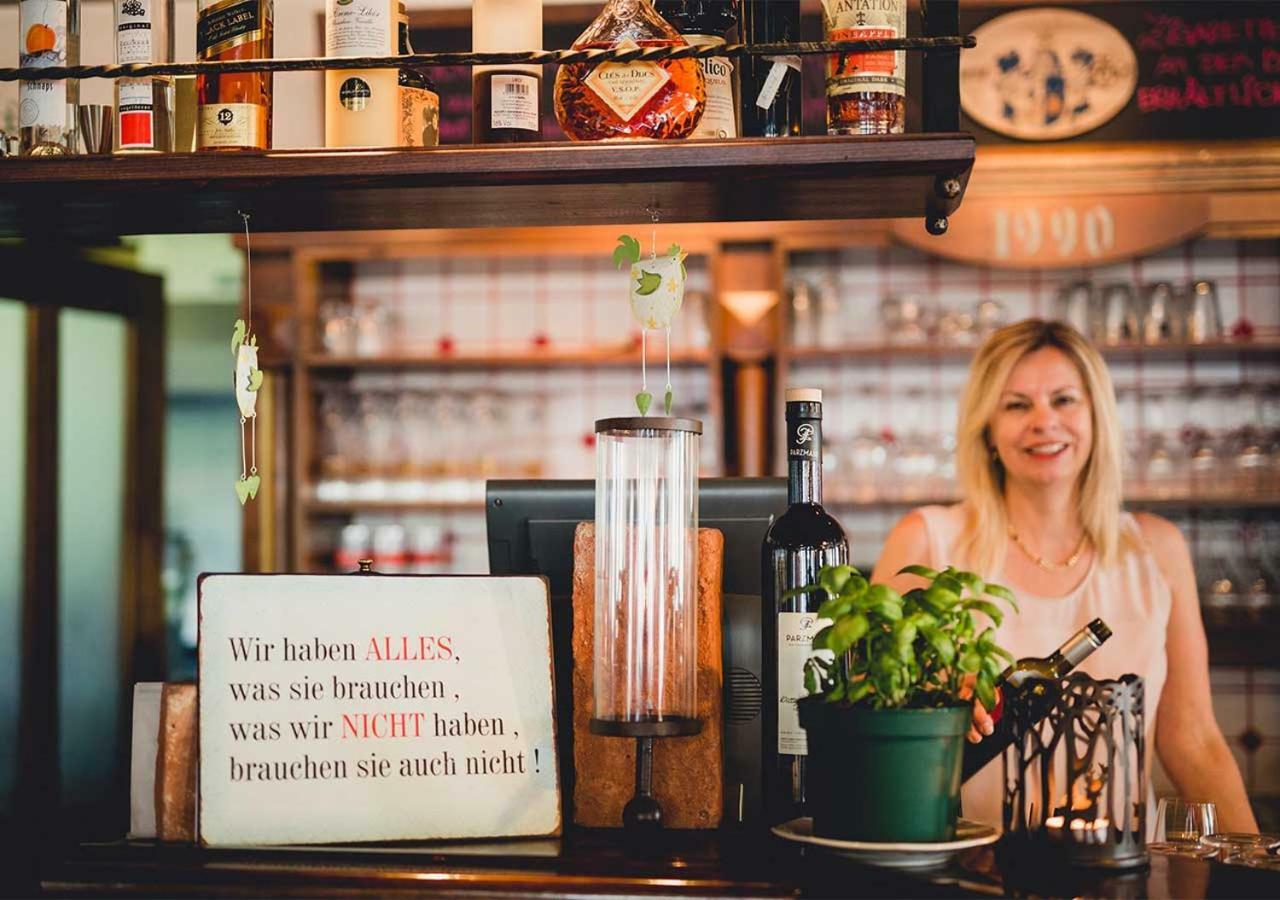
592, 416, 701, 730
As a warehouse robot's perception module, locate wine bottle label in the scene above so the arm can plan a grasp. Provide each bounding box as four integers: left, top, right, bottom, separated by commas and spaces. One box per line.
681, 34, 736, 139
198, 0, 267, 58
118, 79, 155, 149
585, 41, 672, 123
117, 0, 154, 64
327, 0, 393, 56
755, 56, 800, 111
490, 74, 540, 132
823, 0, 907, 98
18, 0, 69, 130
400, 86, 440, 147
777, 612, 834, 755
198, 103, 266, 149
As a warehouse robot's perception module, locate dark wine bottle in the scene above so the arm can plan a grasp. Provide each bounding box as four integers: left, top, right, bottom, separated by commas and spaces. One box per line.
761, 388, 849, 824
739, 0, 802, 137
961, 618, 1113, 782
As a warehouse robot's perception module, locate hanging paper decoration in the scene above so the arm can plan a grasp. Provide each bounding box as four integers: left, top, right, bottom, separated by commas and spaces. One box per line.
233, 212, 264, 505
614, 231, 688, 416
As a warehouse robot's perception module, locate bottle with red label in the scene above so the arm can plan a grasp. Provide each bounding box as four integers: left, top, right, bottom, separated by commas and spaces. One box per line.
823, 0, 906, 135
114, 0, 175, 153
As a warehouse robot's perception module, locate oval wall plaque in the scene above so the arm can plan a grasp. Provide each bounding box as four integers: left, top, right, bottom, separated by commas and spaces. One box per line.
961, 8, 1138, 141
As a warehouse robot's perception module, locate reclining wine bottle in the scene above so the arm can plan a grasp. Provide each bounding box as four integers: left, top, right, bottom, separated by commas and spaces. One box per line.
961, 618, 1112, 782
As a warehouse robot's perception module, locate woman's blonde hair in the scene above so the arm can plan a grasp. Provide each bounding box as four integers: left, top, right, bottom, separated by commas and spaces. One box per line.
955, 319, 1127, 575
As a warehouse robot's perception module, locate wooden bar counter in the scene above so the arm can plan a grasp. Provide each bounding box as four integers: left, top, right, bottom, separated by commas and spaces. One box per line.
42, 827, 1280, 898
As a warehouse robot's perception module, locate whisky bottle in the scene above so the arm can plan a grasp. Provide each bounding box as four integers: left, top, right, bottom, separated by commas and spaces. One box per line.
823, 0, 906, 135
197, 0, 273, 151
115, 0, 176, 154
325, 0, 396, 149
739, 0, 800, 138
761, 388, 850, 823
554, 0, 706, 141
472, 0, 542, 143
397, 4, 440, 147
19, 0, 80, 156
656, 0, 738, 140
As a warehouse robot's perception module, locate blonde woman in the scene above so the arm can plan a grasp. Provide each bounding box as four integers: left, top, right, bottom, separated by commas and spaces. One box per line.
872, 319, 1257, 832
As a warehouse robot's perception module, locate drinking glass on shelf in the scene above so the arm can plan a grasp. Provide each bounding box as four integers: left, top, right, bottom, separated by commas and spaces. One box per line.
1143, 282, 1178, 345
319, 300, 357, 356
1094, 282, 1139, 346
974, 298, 1006, 338
789, 280, 817, 349
1055, 280, 1092, 336
1149, 798, 1218, 856
1185, 280, 1223, 345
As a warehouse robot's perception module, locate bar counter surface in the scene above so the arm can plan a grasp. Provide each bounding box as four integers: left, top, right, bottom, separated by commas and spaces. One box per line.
42, 826, 1280, 898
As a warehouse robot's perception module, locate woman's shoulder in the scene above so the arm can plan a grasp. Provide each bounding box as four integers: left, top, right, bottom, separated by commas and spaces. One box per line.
1126, 510, 1191, 586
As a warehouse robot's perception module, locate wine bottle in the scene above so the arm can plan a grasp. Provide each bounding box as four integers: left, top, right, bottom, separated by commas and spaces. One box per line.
739, 0, 801, 138
961, 618, 1112, 782
761, 388, 850, 824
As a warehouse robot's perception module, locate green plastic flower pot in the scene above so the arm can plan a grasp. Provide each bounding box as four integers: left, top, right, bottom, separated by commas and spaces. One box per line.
799, 699, 970, 842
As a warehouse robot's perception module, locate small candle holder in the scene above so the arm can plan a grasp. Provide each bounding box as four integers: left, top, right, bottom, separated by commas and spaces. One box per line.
589, 417, 702, 832
1000, 673, 1149, 875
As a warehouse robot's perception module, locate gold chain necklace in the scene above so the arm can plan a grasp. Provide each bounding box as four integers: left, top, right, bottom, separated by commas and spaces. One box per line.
1008, 527, 1088, 572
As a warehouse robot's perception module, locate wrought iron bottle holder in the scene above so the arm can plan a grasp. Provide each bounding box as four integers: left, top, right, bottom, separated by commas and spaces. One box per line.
1001, 673, 1149, 871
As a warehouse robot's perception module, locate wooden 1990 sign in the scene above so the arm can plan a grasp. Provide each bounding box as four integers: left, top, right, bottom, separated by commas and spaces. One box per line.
198, 574, 560, 846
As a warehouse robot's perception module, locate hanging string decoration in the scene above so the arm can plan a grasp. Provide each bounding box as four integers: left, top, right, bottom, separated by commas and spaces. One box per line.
613, 225, 687, 416
233, 211, 264, 505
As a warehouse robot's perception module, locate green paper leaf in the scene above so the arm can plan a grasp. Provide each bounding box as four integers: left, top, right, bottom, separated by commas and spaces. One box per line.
246, 369, 264, 392
665, 243, 682, 258
231, 319, 246, 355
634, 270, 662, 296
246, 473, 260, 500
613, 234, 641, 270
635, 391, 652, 415
664, 388, 673, 415
235, 474, 262, 506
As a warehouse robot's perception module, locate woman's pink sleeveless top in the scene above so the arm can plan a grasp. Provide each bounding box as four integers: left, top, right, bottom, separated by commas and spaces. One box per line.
916, 503, 1172, 830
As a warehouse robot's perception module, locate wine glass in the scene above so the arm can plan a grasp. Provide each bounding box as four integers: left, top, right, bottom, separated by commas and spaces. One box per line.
1201, 832, 1280, 865
1149, 798, 1218, 857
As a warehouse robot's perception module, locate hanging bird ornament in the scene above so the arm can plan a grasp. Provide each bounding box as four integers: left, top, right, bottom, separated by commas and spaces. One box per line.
232, 318, 263, 505
614, 232, 688, 416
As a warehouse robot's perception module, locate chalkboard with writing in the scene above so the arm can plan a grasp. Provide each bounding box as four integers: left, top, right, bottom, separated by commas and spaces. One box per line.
960, 1, 1280, 144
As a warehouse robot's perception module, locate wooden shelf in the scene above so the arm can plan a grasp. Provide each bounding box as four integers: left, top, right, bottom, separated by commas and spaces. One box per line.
0, 134, 974, 239
306, 347, 713, 371
786, 338, 1280, 365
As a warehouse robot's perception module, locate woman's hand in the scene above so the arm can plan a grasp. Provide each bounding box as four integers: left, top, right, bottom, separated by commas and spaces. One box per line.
960, 675, 996, 744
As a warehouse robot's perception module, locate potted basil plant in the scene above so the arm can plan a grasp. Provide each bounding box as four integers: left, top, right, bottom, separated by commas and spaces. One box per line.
790, 563, 1018, 843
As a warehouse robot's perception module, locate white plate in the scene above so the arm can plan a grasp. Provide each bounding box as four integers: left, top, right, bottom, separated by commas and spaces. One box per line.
771, 817, 999, 869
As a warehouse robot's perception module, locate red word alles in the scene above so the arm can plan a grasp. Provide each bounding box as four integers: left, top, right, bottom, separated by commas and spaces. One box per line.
1139, 75, 1280, 112
365, 635, 454, 661
1137, 14, 1279, 52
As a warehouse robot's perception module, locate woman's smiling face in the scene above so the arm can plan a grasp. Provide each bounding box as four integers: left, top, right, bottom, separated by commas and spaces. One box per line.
989, 346, 1094, 489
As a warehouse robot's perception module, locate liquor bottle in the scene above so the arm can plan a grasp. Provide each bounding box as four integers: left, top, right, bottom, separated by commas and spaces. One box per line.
739, 0, 800, 138
472, 0, 542, 144
554, 0, 706, 141
325, 0, 398, 149
19, 0, 80, 155
761, 388, 850, 823
197, 0, 273, 151
115, 0, 176, 153
656, 0, 738, 139
397, 3, 441, 147
823, 0, 907, 134
961, 618, 1112, 782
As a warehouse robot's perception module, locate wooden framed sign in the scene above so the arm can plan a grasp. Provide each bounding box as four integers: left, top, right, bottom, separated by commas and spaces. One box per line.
197, 574, 560, 846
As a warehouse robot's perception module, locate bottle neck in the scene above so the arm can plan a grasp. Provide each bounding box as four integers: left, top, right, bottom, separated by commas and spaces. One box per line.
785, 402, 823, 505
1053, 625, 1103, 675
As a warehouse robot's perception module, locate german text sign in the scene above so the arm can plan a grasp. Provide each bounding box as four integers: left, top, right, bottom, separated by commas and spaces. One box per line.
198, 574, 560, 846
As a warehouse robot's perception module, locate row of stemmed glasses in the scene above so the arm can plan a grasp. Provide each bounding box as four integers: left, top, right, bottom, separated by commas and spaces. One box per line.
1150, 799, 1280, 867
1056, 279, 1227, 346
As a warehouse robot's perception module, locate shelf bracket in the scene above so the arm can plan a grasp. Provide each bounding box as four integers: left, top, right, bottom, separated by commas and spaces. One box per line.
922, 0, 963, 236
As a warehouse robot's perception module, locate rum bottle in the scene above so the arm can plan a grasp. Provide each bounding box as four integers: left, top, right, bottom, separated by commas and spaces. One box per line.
19, 0, 80, 155
823, 0, 906, 135
554, 0, 706, 141
761, 388, 849, 823
197, 0, 273, 151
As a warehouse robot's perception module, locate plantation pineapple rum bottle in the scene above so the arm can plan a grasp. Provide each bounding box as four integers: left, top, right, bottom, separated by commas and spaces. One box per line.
325, 0, 398, 148
554, 0, 706, 141
823, 0, 906, 135
197, 0, 273, 151
656, 0, 738, 139
19, 0, 80, 155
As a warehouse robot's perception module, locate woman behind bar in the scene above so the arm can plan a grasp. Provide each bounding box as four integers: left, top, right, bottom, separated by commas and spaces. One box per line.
873, 318, 1258, 832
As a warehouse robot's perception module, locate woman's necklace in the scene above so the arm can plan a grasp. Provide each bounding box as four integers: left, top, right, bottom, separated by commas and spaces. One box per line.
1008, 527, 1089, 572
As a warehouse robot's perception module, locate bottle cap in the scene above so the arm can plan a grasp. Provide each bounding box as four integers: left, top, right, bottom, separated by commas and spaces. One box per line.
785, 388, 822, 403
1087, 618, 1113, 644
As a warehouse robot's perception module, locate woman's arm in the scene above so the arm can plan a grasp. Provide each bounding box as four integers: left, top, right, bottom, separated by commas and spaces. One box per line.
1139, 513, 1258, 833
